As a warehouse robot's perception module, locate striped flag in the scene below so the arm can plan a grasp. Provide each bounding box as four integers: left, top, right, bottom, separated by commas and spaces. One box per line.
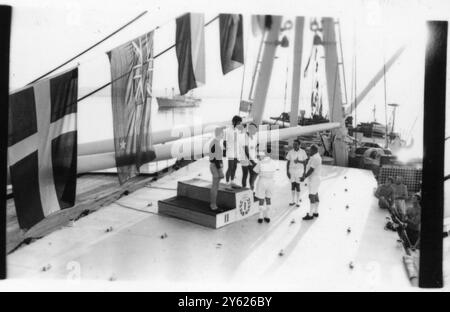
219, 14, 244, 75
175, 13, 206, 95
108, 31, 156, 184
8, 68, 78, 230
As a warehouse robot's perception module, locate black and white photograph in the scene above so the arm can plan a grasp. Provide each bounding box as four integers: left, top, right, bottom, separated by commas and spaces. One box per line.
0, 0, 449, 292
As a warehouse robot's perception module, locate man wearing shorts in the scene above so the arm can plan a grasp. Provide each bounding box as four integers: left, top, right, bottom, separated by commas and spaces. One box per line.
240, 123, 259, 191
286, 139, 307, 207
209, 127, 225, 211
302, 144, 322, 220
253, 147, 276, 224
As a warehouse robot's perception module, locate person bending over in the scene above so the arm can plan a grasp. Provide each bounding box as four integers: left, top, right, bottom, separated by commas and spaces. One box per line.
392, 175, 408, 220
405, 193, 421, 250
375, 177, 394, 209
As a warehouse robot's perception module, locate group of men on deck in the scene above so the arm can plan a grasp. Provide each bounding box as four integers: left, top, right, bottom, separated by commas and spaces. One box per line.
208, 115, 322, 223
375, 176, 421, 249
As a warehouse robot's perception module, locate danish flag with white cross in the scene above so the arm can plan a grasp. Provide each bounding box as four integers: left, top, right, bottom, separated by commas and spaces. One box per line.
8, 68, 78, 230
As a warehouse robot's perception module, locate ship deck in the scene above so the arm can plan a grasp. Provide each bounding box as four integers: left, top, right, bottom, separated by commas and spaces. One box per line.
6, 158, 421, 290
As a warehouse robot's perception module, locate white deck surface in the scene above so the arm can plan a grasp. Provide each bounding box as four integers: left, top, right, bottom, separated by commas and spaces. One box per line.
7, 158, 423, 291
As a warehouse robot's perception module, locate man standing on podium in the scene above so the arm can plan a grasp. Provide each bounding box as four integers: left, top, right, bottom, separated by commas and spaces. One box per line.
224, 115, 244, 188
209, 127, 225, 211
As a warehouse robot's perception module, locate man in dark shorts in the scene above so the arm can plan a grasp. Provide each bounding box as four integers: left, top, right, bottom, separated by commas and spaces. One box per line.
209, 127, 225, 210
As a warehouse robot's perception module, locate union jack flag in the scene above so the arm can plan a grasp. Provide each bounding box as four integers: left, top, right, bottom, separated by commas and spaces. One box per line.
108, 31, 155, 184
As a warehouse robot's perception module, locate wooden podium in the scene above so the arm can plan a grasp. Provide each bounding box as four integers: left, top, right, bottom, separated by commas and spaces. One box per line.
158, 178, 257, 228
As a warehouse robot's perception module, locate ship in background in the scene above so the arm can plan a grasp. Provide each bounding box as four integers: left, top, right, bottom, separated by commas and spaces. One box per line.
156, 87, 201, 109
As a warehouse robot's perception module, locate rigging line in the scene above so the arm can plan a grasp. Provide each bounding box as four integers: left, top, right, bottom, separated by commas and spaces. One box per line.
27, 11, 148, 86
383, 42, 389, 148
283, 53, 290, 113
238, 52, 247, 105
353, 28, 358, 148
78, 15, 220, 103
239, 16, 250, 110
114, 201, 158, 215
336, 19, 348, 106
144, 185, 177, 191
114, 201, 202, 224
303, 27, 316, 78
331, 63, 339, 121
249, 29, 266, 101
350, 52, 355, 117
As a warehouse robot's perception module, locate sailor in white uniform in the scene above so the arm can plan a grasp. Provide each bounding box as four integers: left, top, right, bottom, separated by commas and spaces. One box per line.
302, 144, 322, 220
286, 139, 308, 207
239, 123, 259, 191
253, 147, 276, 224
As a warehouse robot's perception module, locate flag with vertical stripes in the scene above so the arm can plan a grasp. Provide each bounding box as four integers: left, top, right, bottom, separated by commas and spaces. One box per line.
8, 68, 78, 230
108, 31, 156, 184
219, 14, 244, 75
175, 13, 206, 95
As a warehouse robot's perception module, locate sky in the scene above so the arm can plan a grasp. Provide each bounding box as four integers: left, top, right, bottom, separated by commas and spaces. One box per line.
2, 0, 450, 165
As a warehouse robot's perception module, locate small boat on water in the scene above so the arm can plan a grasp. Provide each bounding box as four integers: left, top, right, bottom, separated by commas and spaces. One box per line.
156, 88, 201, 109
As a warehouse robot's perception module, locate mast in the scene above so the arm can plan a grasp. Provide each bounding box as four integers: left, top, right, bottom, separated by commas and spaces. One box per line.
248, 34, 266, 101
388, 103, 399, 134
289, 17, 305, 129
322, 17, 347, 166
346, 46, 406, 116
322, 17, 344, 126
250, 16, 283, 125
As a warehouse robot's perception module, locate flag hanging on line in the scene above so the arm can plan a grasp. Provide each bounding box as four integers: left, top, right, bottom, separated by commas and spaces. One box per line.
8, 68, 78, 230
251, 15, 272, 36
108, 30, 156, 184
219, 14, 244, 75
175, 13, 206, 95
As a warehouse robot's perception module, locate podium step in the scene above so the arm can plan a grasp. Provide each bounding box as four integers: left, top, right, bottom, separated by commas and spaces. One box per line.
158, 178, 258, 229
177, 178, 249, 210
158, 196, 238, 228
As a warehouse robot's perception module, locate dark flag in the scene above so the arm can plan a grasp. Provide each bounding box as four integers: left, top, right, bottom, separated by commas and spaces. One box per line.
219, 14, 244, 75
251, 15, 272, 36
175, 13, 206, 95
108, 31, 156, 184
8, 68, 78, 230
